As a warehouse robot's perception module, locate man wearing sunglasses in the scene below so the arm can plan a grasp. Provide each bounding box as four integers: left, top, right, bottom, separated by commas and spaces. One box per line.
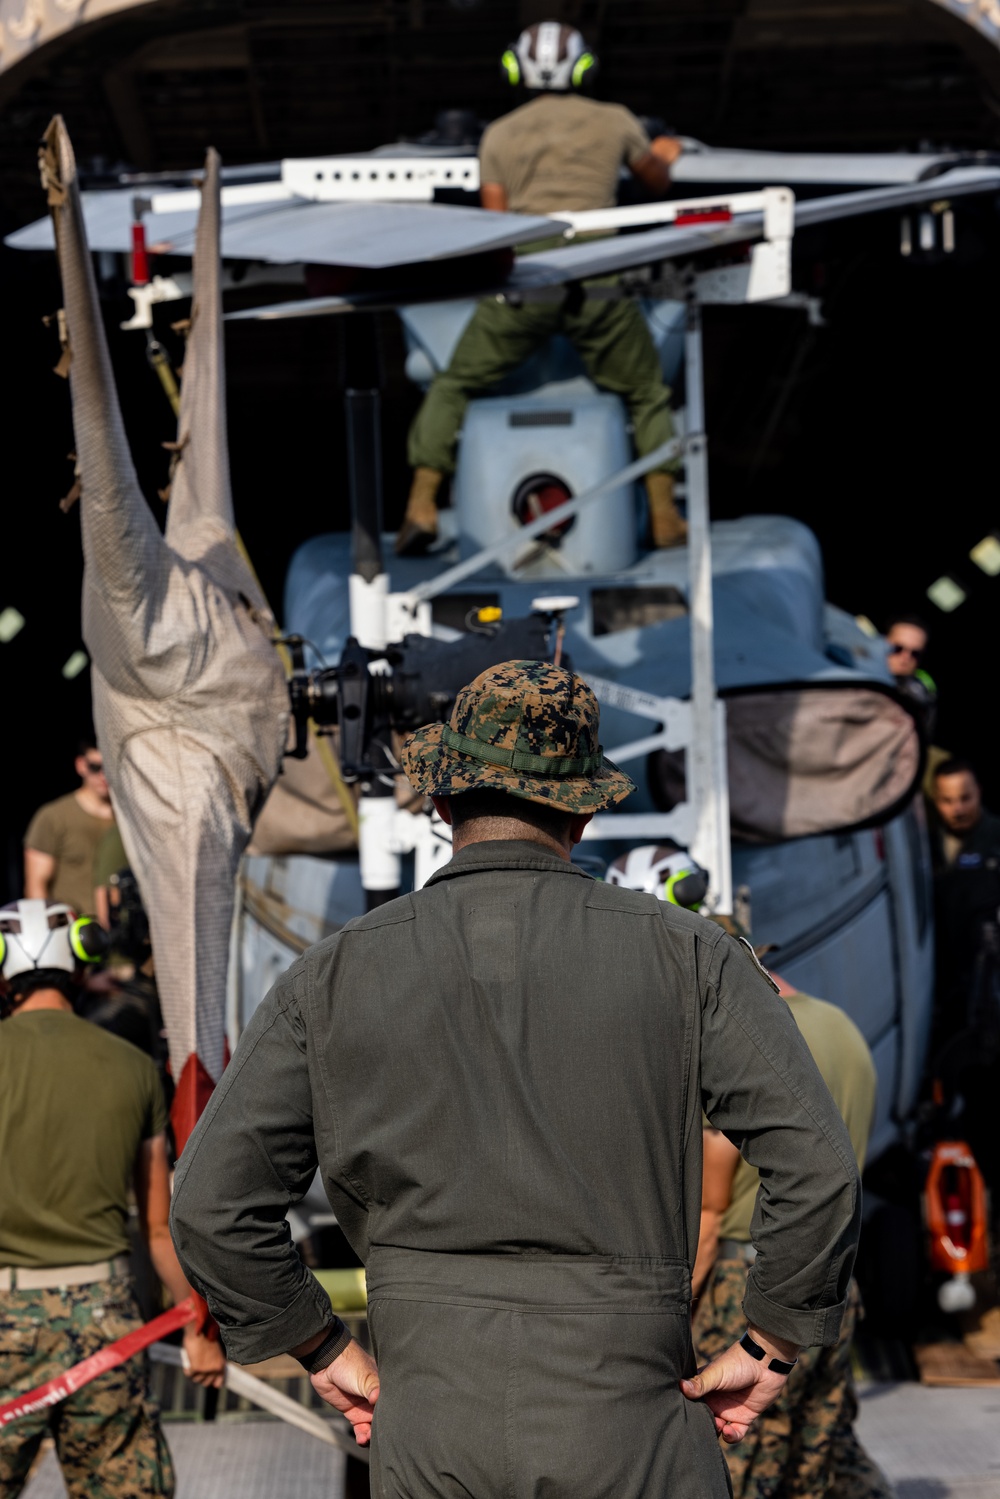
885, 613, 937, 734
24, 736, 115, 917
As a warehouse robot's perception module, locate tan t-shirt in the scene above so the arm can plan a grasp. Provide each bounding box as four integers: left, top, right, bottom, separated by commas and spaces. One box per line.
24, 791, 113, 915
479, 93, 650, 215
719, 991, 876, 1243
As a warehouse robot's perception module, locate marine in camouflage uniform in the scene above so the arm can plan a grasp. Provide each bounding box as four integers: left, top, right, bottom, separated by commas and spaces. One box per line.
0, 903, 223, 1498
692, 978, 893, 1499
694, 1268, 893, 1499
0, 1278, 173, 1498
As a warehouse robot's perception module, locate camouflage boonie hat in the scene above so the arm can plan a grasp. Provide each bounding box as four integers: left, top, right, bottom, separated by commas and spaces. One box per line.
401, 659, 635, 813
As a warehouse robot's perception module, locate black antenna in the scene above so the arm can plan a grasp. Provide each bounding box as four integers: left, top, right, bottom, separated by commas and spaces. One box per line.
345, 389, 385, 584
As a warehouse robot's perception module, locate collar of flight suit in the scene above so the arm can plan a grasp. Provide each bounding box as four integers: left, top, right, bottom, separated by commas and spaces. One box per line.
424, 838, 596, 888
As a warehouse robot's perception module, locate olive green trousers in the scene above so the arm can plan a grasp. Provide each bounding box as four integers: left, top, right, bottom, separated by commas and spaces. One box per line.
407, 292, 676, 476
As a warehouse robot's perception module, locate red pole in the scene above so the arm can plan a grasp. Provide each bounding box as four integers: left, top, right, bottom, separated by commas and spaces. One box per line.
131, 221, 150, 286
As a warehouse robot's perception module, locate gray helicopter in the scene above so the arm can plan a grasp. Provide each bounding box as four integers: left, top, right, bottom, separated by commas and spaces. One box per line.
214, 146, 967, 1168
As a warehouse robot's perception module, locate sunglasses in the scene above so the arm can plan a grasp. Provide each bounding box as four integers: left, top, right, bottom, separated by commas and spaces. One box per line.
84, 758, 105, 774
888, 644, 923, 661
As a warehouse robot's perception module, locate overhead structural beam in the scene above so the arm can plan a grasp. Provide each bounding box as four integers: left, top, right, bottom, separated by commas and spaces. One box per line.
0, 0, 160, 82
926, 0, 1000, 49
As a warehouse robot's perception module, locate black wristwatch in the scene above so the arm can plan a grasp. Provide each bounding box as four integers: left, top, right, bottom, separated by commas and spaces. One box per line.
740, 1329, 798, 1376
296, 1319, 351, 1374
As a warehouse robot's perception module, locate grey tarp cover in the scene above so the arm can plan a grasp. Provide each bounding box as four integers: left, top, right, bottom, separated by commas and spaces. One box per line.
248, 731, 358, 857
725, 686, 920, 841
44, 118, 288, 1129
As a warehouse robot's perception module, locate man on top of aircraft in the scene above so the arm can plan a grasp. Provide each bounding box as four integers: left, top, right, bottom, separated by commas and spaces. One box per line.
396, 21, 689, 557
172, 658, 861, 1498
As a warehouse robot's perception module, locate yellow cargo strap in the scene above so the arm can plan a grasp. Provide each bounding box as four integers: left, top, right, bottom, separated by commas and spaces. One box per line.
146, 335, 180, 417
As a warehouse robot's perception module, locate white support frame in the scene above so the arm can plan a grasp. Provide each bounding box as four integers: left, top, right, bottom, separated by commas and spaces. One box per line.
683, 299, 733, 915
553, 185, 792, 239
120, 263, 304, 330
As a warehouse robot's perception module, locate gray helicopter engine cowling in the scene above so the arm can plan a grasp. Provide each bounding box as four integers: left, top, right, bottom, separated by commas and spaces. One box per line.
452, 388, 639, 575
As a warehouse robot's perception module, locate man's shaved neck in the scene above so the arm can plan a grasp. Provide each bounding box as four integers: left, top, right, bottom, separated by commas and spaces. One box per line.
7, 988, 74, 1016
450, 816, 572, 860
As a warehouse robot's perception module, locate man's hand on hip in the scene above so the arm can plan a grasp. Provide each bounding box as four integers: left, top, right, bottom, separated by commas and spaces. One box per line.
679, 1325, 799, 1443
310, 1340, 381, 1446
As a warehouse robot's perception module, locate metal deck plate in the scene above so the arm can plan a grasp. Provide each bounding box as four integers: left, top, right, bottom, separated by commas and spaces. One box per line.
23, 1424, 346, 1499
857, 1382, 1000, 1497
22, 1384, 1000, 1498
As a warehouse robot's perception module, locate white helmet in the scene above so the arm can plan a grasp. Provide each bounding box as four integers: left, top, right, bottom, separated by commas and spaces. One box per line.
0, 899, 104, 982
606, 844, 709, 911
502, 23, 597, 93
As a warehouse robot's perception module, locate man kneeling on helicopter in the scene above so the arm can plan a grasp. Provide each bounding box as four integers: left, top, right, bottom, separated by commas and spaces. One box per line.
398, 21, 688, 556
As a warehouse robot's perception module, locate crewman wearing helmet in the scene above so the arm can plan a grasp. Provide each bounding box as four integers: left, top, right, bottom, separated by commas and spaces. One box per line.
606, 840, 709, 910
693, 971, 893, 1499
0, 899, 224, 1497
173, 659, 862, 1496
397, 20, 687, 556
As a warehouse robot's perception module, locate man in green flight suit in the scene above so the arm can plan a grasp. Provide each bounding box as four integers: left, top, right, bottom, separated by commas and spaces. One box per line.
172, 659, 861, 1497
397, 20, 687, 556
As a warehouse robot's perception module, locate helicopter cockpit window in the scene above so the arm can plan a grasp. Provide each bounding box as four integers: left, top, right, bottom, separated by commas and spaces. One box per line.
591, 586, 688, 637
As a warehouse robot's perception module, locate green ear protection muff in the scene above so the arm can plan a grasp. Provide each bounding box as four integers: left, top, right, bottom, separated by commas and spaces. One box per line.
501, 41, 597, 90
571, 51, 598, 88
500, 47, 521, 86
0, 933, 6, 969
70, 916, 109, 964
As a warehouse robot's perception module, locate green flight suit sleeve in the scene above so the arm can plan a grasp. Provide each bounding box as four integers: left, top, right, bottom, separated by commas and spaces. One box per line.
698, 936, 861, 1348
170, 959, 341, 1364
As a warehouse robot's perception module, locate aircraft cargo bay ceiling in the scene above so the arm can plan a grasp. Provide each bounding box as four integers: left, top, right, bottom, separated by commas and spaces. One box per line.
3, 0, 1000, 221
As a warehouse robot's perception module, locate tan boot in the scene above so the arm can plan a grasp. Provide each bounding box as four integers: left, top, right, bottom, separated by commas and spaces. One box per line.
646, 472, 688, 549
395, 467, 443, 556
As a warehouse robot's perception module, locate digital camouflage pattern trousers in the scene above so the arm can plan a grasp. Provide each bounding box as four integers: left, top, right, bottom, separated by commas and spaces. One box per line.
0, 1277, 174, 1498
693, 1260, 894, 1499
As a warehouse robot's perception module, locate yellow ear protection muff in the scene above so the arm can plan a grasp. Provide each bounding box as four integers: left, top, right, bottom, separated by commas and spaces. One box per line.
0, 932, 6, 970
664, 867, 709, 912
69, 916, 109, 964
570, 50, 598, 89
500, 46, 521, 87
